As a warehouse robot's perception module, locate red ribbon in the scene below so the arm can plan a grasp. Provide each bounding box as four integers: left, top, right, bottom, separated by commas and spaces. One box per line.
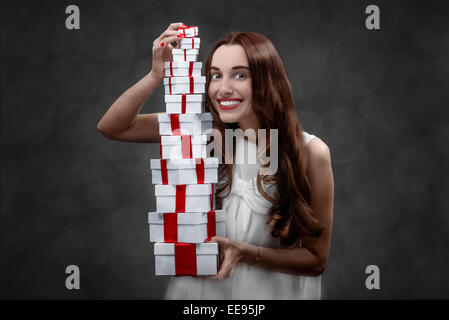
181, 135, 192, 159
210, 184, 214, 209
178, 25, 196, 38
159, 136, 162, 158
207, 210, 216, 240
174, 243, 197, 276
163, 212, 178, 242
191, 38, 194, 49
170, 114, 181, 135
189, 76, 194, 94
169, 76, 172, 94
160, 159, 168, 184
181, 94, 186, 114
188, 61, 193, 77
169, 61, 173, 76
195, 158, 204, 184
184, 49, 186, 61
175, 185, 186, 213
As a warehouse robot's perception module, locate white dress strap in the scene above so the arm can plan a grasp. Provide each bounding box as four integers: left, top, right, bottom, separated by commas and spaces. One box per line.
303, 131, 317, 144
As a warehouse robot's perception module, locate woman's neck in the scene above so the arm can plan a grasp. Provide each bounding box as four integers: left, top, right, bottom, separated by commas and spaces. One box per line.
238, 114, 260, 143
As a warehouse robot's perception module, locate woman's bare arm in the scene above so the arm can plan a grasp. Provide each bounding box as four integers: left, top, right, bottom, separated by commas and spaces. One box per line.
97, 72, 163, 143
97, 22, 186, 143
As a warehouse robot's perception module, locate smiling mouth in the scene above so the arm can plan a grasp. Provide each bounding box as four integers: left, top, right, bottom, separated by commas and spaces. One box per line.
218, 99, 243, 110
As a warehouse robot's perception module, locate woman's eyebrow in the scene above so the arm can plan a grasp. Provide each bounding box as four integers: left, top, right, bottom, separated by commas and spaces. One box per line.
231, 66, 249, 70
210, 66, 249, 70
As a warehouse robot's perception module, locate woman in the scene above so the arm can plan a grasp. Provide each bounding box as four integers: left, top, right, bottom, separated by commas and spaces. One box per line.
97, 23, 334, 299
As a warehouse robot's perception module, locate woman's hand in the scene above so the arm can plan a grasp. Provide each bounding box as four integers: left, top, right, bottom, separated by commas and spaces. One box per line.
150, 22, 187, 81
206, 236, 248, 281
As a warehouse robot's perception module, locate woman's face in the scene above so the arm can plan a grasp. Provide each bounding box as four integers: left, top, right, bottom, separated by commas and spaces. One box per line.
208, 44, 257, 130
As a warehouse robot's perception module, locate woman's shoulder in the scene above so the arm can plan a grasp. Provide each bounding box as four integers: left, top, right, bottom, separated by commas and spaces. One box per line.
303, 132, 331, 167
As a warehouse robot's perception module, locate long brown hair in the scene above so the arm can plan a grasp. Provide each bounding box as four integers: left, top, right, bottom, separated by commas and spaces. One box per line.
205, 32, 323, 248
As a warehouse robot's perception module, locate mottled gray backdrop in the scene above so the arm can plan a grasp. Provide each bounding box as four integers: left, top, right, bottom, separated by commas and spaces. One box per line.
1, 0, 449, 299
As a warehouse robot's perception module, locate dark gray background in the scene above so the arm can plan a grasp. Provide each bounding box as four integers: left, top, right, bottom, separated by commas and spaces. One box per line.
1, 0, 449, 299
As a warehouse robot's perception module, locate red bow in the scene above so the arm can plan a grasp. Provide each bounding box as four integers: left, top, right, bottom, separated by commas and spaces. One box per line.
178, 25, 196, 38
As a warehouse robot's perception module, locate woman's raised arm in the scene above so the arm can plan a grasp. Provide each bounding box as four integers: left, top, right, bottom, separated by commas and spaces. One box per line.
97, 22, 187, 143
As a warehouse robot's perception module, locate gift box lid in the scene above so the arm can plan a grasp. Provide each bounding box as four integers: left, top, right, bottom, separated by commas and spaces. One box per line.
164, 94, 204, 103
155, 183, 214, 196
148, 210, 225, 224
164, 61, 202, 69
150, 157, 218, 169
160, 134, 207, 145
177, 26, 199, 37
154, 242, 218, 255
163, 76, 206, 85
180, 37, 200, 45
172, 49, 199, 55
158, 113, 213, 123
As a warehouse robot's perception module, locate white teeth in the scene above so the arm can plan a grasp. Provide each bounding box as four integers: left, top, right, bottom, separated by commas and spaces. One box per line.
220, 100, 240, 106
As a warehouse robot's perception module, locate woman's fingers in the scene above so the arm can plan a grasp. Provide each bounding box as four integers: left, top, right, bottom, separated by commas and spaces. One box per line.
169, 22, 188, 30
154, 31, 177, 46
159, 35, 179, 48
155, 22, 187, 43
215, 258, 233, 280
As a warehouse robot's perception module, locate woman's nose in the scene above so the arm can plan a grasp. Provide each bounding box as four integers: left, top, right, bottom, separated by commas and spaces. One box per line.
219, 77, 233, 96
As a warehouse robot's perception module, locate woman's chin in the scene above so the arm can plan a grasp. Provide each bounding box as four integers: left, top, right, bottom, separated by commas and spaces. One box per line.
218, 113, 239, 124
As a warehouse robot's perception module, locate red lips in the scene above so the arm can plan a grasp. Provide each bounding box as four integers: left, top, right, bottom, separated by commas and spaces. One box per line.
217, 98, 243, 110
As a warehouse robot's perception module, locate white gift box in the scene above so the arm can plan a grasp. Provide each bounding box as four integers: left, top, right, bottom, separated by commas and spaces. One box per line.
179, 37, 200, 50
160, 134, 207, 159
164, 76, 205, 95
164, 61, 202, 77
165, 94, 205, 114
177, 26, 199, 38
150, 158, 218, 185
158, 113, 213, 136
172, 49, 199, 62
154, 242, 218, 276
148, 210, 225, 243
155, 183, 215, 213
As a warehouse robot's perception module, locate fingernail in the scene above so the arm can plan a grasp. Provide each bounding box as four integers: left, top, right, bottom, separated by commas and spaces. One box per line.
160, 42, 165, 47
182, 23, 188, 27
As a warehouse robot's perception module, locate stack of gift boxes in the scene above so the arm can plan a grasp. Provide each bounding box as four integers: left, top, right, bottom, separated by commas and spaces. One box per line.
148, 25, 224, 276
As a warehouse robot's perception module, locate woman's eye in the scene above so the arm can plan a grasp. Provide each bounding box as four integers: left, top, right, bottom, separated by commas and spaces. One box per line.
235, 72, 246, 79
211, 73, 221, 80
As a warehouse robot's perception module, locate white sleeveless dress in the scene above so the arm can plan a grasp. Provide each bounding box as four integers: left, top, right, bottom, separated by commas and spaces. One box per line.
164, 131, 320, 300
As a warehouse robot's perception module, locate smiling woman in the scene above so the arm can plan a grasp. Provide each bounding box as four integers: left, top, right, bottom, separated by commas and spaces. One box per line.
165, 32, 334, 299
97, 24, 334, 300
